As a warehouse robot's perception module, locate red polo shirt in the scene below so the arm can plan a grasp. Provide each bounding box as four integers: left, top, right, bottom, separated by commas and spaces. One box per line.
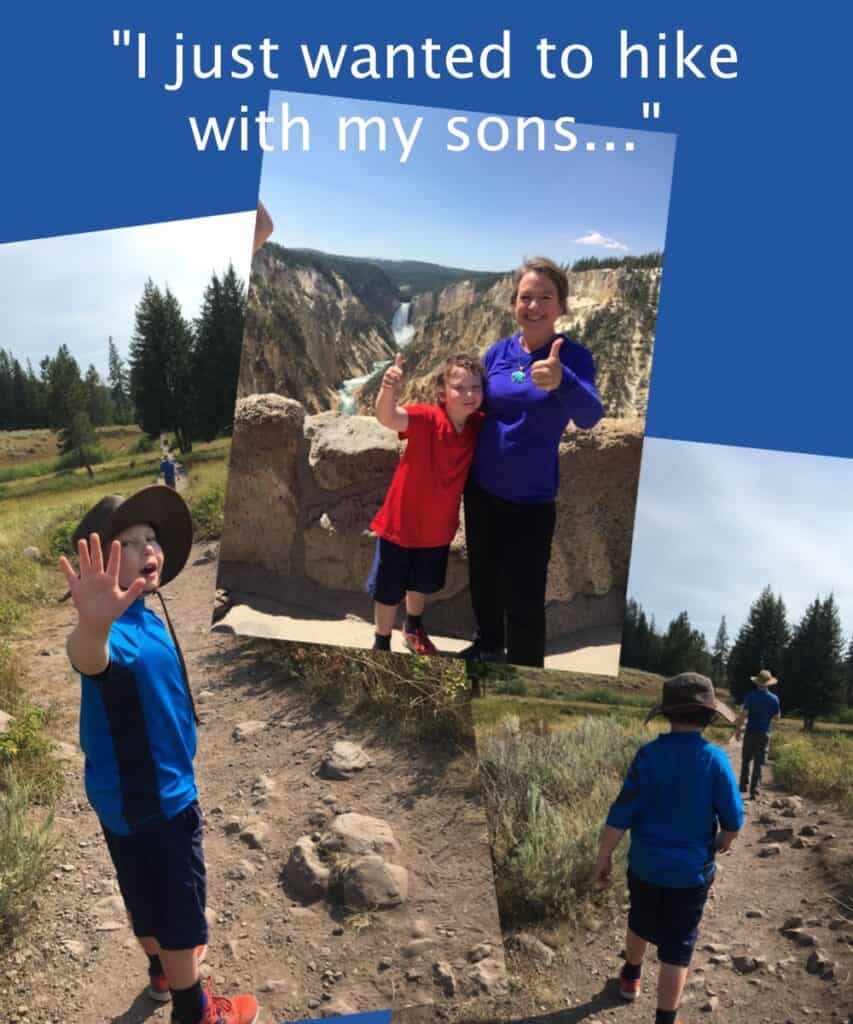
371, 404, 483, 549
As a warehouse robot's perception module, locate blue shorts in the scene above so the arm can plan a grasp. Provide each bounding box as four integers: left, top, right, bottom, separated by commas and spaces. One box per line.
366, 537, 450, 606
102, 800, 208, 951
627, 868, 713, 966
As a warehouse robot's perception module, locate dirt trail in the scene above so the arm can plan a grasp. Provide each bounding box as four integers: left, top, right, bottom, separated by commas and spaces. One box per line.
0, 548, 508, 1024
492, 738, 853, 1024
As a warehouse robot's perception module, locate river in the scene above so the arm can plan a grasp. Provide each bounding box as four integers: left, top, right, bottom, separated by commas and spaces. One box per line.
337, 301, 413, 415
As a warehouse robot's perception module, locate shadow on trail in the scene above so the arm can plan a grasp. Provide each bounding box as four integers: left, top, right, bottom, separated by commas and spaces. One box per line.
109, 989, 161, 1024
508, 978, 625, 1024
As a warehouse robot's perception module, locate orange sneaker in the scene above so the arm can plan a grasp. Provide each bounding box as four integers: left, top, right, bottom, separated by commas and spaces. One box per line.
618, 966, 641, 1001
197, 980, 259, 1024
402, 625, 438, 656
147, 945, 208, 1002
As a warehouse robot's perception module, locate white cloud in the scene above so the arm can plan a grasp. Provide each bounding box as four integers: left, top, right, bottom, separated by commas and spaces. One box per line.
573, 230, 629, 252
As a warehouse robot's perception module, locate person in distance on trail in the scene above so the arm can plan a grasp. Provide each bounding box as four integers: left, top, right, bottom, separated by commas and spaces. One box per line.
733, 668, 781, 799
368, 351, 484, 655
160, 451, 177, 489
592, 672, 744, 1024
59, 486, 259, 1024
462, 256, 603, 668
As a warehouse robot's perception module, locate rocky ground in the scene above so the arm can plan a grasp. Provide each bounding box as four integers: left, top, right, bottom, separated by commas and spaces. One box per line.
473, 741, 853, 1024
1, 547, 508, 1024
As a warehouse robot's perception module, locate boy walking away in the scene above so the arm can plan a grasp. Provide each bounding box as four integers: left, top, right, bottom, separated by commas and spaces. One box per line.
734, 668, 781, 799
368, 352, 484, 655
59, 486, 259, 1024
592, 673, 744, 1024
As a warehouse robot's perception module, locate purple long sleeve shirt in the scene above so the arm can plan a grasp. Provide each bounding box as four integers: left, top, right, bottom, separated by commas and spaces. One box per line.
471, 332, 603, 503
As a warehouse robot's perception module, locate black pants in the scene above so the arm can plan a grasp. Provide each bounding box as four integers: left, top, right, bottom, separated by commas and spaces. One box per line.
739, 731, 770, 795
464, 478, 556, 667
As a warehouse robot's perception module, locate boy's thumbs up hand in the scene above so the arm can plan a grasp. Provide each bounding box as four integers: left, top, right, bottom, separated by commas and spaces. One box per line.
382, 353, 404, 394
531, 336, 565, 392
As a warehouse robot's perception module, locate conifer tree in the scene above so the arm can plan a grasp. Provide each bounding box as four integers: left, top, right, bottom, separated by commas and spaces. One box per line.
785, 595, 845, 729
727, 586, 790, 702
129, 281, 196, 451
107, 337, 133, 424
711, 616, 730, 689
192, 264, 247, 440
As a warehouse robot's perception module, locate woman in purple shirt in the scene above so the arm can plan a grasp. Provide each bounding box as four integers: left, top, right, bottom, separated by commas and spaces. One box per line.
463, 257, 603, 667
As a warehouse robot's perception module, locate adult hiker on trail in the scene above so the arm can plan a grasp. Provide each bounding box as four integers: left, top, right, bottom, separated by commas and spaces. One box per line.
59, 486, 259, 1024
734, 668, 781, 799
462, 256, 603, 668
593, 672, 744, 1024
368, 351, 484, 655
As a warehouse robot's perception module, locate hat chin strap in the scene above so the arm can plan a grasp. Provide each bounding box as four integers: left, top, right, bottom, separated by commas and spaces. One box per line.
153, 588, 200, 726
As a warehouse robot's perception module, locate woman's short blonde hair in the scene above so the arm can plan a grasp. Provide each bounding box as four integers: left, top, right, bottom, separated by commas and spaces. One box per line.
511, 256, 570, 314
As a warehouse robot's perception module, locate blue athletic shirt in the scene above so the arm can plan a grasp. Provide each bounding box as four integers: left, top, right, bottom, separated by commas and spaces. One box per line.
471, 333, 603, 504
743, 689, 781, 734
606, 732, 744, 888
79, 599, 197, 835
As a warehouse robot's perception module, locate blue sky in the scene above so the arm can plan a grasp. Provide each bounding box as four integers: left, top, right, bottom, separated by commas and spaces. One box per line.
628, 438, 853, 646
259, 91, 676, 270
0, 212, 255, 380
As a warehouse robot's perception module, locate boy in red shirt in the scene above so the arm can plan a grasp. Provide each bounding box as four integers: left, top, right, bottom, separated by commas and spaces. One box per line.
368, 352, 484, 654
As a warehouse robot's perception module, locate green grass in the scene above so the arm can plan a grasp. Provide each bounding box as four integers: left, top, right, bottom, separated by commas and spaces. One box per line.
256, 642, 474, 746
0, 772, 56, 949
0, 641, 61, 950
771, 730, 853, 815
478, 714, 649, 924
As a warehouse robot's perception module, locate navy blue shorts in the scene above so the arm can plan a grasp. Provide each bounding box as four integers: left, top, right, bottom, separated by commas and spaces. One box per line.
627, 868, 713, 966
102, 800, 208, 951
366, 537, 449, 606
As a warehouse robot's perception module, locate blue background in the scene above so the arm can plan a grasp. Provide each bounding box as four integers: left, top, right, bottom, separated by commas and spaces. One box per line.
0, 3, 845, 456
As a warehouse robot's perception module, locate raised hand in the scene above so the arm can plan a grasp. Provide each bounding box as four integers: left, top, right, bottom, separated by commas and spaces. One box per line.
59, 533, 147, 632
381, 352, 404, 394
530, 337, 565, 392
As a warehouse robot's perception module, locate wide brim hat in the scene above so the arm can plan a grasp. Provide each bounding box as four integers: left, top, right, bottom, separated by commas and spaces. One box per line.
71, 485, 192, 588
646, 671, 736, 724
750, 669, 778, 687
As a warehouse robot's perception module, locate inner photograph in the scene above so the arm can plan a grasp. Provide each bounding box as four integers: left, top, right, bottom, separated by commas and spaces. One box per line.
215, 91, 676, 674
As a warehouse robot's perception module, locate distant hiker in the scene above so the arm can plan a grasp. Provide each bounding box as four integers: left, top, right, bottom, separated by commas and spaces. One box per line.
734, 668, 781, 799
59, 487, 260, 1024
593, 672, 744, 1024
462, 256, 603, 668
368, 351, 484, 655
160, 452, 177, 489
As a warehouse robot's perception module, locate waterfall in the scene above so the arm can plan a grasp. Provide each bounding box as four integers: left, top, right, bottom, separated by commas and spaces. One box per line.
392, 301, 414, 347
336, 302, 413, 415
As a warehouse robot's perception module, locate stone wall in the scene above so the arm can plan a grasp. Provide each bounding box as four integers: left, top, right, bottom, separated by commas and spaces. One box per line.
219, 395, 644, 642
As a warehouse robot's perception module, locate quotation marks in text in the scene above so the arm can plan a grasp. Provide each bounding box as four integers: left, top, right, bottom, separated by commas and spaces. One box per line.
112, 29, 147, 78
642, 102, 662, 120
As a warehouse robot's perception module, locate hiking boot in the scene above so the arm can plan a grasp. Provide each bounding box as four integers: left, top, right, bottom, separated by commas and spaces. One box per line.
148, 945, 207, 1002
194, 981, 259, 1024
459, 642, 505, 663
618, 966, 641, 1001
402, 625, 438, 656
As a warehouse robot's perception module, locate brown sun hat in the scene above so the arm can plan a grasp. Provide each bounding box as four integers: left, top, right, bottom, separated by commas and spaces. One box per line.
646, 671, 736, 723
71, 485, 192, 588
750, 669, 778, 687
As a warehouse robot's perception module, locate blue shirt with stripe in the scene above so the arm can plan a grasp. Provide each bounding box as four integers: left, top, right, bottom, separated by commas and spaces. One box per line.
743, 688, 781, 734
471, 333, 603, 504
79, 599, 197, 835
606, 732, 744, 888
